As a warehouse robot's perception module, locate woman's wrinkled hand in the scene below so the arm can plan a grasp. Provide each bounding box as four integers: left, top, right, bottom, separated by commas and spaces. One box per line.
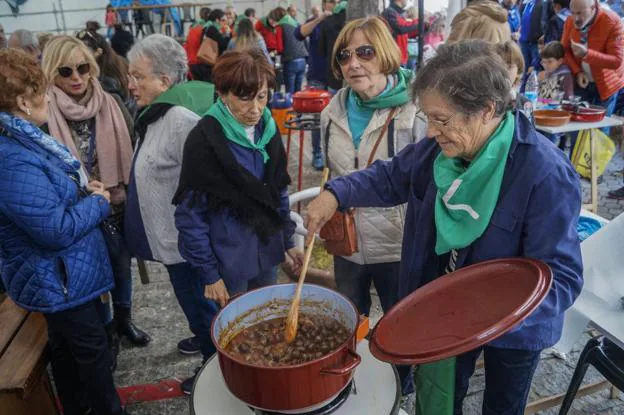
284, 247, 305, 276
87, 180, 105, 193
204, 279, 230, 308
91, 189, 111, 203
304, 190, 339, 244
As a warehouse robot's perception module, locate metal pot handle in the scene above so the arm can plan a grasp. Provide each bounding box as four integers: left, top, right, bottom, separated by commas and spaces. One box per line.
320, 349, 361, 376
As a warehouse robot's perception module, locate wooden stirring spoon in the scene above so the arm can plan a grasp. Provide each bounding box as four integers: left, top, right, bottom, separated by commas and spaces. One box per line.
285, 167, 330, 344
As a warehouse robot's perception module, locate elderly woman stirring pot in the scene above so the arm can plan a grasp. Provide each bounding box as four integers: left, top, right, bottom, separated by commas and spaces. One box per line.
305, 40, 583, 415
124, 34, 214, 394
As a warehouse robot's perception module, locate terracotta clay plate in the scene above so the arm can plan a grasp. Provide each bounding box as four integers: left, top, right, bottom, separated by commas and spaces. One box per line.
369, 258, 552, 364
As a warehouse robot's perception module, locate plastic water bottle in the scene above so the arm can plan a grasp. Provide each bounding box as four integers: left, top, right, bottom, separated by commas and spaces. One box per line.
523, 71, 539, 123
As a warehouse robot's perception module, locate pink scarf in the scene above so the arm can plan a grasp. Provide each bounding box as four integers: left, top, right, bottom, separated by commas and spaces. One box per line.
47, 79, 133, 190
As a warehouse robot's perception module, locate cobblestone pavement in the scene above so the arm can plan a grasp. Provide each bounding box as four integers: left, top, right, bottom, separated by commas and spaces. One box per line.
118, 132, 624, 414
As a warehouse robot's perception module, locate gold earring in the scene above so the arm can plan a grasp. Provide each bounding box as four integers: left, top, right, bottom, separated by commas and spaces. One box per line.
25, 108, 31, 116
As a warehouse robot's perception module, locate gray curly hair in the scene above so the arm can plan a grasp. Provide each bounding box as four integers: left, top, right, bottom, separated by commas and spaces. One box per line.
128, 34, 188, 85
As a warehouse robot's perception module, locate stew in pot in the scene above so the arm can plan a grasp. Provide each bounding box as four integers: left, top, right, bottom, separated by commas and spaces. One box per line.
225, 313, 350, 366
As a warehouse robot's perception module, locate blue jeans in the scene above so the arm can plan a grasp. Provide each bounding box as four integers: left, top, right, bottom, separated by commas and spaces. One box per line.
166, 262, 220, 361
166, 263, 278, 361
306, 79, 326, 156
454, 346, 542, 415
520, 42, 540, 92
284, 58, 306, 94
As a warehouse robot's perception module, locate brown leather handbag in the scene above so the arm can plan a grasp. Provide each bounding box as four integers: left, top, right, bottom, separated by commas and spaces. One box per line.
320, 107, 398, 257
197, 36, 219, 65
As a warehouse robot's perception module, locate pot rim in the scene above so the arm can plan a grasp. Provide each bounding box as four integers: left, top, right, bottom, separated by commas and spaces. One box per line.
211, 282, 359, 370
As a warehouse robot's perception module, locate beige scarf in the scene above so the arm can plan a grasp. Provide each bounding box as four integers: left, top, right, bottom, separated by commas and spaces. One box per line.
47, 79, 133, 189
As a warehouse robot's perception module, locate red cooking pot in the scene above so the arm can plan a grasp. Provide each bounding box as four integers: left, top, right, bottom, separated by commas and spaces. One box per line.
211, 283, 360, 413
561, 103, 607, 122
292, 88, 333, 113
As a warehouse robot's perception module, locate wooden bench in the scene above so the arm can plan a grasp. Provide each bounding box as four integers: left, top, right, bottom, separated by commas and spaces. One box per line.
0, 298, 59, 415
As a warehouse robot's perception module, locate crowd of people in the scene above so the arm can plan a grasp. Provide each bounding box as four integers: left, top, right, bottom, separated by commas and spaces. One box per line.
1, 0, 622, 413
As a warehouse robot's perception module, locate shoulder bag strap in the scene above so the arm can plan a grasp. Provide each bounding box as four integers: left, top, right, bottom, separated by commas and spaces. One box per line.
367, 107, 398, 167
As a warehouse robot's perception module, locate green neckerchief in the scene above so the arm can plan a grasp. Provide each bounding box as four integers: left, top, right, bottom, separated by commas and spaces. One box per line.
277, 14, 299, 28
138, 81, 215, 120
349, 68, 413, 110
206, 98, 276, 163
193, 19, 206, 28
433, 111, 515, 255
204, 20, 221, 31
415, 358, 455, 415
333, 1, 348, 14
234, 15, 247, 32
261, 16, 276, 33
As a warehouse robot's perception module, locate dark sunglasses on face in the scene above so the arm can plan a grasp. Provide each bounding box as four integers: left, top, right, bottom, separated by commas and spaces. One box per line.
336, 45, 376, 66
58, 63, 91, 78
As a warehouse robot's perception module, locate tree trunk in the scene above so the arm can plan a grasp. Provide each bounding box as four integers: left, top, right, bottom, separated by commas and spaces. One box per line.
347, 0, 381, 20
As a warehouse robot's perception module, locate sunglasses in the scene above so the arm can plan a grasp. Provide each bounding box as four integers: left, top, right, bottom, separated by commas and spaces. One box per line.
58, 63, 91, 78
336, 45, 376, 66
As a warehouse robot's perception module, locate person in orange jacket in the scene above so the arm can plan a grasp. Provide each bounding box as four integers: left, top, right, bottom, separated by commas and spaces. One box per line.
562, 0, 624, 114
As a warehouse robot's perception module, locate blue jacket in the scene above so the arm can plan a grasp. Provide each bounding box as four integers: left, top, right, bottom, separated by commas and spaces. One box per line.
296, 19, 327, 84
175, 138, 296, 288
508, 5, 521, 34
327, 112, 583, 350
0, 133, 113, 314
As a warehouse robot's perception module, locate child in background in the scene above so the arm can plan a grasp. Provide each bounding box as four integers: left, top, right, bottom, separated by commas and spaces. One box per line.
105, 4, 117, 40
423, 15, 445, 49
495, 41, 528, 112
538, 41, 574, 103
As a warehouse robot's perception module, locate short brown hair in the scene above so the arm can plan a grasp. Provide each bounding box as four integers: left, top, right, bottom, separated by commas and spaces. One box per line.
495, 40, 525, 84
541, 41, 565, 60
0, 48, 47, 113
331, 17, 401, 80
269, 7, 287, 22
212, 49, 276, 98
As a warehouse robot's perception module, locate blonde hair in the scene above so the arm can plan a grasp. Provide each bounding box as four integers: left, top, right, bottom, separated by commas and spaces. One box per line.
495, 41, 525, 85
332, 16, 401, 80
41, 35, 100, 83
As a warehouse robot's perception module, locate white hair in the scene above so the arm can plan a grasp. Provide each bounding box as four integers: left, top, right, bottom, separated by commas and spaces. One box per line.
10, 29, 39, 49
127, 34, 188, 85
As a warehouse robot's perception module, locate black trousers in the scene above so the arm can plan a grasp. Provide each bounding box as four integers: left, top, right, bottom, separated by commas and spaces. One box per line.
45, 300, 123, 415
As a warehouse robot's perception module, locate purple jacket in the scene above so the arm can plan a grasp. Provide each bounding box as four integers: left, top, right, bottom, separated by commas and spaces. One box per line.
175, 138, 295, 287
326, 112, 583, 350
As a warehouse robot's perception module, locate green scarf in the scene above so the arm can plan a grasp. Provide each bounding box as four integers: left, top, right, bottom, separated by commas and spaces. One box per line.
203, 20, 221, 31
433, 111, 515, 255
261, 17, 276, 33
138, 81, 215, 120
193, 19, 206, 28
277, 15, 299, 28
333, 1, 348, 14
234, 15, 247, 32
205, 98, 276, 163
350, 68, 413, 110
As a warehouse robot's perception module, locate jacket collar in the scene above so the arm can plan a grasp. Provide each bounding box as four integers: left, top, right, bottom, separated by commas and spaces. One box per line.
509, 110, 537, 157
391, 2, 405, 13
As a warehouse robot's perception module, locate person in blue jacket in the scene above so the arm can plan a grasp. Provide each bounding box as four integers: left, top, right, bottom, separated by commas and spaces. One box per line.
173, 47, 304, 367
305, 40, 583, 415
0, 49, 125, 415
503, 0, 522, 40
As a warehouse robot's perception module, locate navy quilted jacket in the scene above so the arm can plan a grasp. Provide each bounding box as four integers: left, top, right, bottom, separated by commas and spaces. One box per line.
0, 133, 114, 314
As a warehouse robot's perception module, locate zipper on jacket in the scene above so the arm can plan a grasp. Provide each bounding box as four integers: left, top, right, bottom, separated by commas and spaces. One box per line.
56, 257, 69, 301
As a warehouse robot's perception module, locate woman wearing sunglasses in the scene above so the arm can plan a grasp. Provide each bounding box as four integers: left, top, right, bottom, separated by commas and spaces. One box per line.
41, 36, 141, 368
0, 48, 126, 415
320, 16, 426, 395
306, 40, 582, 415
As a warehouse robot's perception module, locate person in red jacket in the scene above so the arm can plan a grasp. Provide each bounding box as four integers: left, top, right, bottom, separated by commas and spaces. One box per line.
382, 0, 420, 66
255, 11, 284, 54
563, 0, 624, 112
563, 0, 624, 198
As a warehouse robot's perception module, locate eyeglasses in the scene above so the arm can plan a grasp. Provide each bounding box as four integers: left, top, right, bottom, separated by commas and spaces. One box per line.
416, 109, 457, 130
58, 63, 91, 78
336, 45, 376, 66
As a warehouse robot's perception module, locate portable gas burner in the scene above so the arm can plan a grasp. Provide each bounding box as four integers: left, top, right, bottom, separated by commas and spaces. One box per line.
190, 340, 406, 415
